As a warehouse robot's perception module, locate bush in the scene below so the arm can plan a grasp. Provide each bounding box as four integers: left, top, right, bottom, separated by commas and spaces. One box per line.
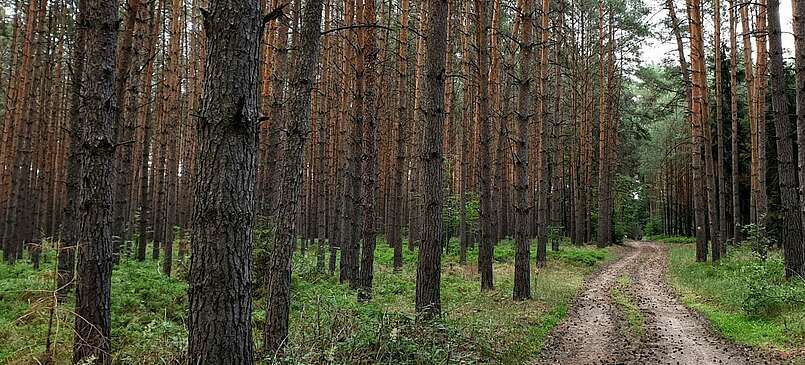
643, 216, 664, 237
548, 246, 611, 267
645, 235, 695, 244
741, 261, 790, 317
443, 193, 479, 230
744, 223, 774, 261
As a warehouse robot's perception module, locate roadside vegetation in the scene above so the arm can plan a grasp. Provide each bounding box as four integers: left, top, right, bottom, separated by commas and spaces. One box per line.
662, 237, 805, 359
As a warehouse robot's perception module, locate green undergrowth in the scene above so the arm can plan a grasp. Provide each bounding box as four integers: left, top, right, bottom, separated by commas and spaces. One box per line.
1, 238, 615, 364
644, 234, 696, 244
609, 275, 645, 340
667, 242, 805, 358
0, 249, 188, 365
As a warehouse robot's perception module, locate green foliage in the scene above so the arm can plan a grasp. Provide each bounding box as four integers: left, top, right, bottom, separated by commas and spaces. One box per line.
548, 246, 612, 267
0, 244, 187, 365
668, 243, 805, 352
612, 174, 649, 242
442, 193, 480, 238
1, 238, 615, 364
744, 223, 774, 261
643, 216, 664, 237
645, 235, 696, 244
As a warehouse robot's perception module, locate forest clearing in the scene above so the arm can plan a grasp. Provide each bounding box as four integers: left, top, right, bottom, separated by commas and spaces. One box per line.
1, 0, 805, 363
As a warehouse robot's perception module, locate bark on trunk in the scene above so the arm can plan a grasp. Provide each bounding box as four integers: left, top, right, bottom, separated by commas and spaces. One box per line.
686, 0, 709, 262
476, 0, 494, 291
513, 0, 533, 301
415, 0, 448, 319
729, 0, 742, 242
72, 0, 118, 361
186, 0, 262, 360
768, 0, 805, 278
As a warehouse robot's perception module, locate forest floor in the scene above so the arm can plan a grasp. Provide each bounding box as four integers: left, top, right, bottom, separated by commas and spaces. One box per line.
0, 237, 616, 364
538, 240, 805, 365
2, 237, 803, 364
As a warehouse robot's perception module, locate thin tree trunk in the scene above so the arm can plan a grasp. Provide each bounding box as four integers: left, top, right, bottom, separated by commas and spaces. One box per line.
264, 0, 324, 354
389, 0, 409, 271
596, 0, 612, 248
754, 0, 769, 224
715, 0, 728, 255
795, 0, 805, 235
686, 0, 709, 262
476, 0, 494, 291
415, 0, 448, 319
739, 2, 758, 223
57, 0, 86, 295
729, 0, 741, 242
513, 0, 533, 301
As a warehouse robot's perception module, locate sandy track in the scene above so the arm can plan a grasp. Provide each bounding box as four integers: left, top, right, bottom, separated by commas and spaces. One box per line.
538, 241, 775, 365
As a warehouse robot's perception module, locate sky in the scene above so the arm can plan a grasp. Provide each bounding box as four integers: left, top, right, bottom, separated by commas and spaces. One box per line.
640, 0, 795, 65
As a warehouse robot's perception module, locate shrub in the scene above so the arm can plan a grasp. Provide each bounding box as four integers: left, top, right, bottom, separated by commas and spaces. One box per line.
744, 223, 773, 261
643, 216, 664, 237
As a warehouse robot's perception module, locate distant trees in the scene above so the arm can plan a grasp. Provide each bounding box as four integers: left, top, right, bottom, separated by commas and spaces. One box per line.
648, 0, 805, 278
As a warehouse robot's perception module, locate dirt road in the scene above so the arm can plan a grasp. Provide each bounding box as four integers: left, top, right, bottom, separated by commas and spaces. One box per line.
538, 241, 774, 365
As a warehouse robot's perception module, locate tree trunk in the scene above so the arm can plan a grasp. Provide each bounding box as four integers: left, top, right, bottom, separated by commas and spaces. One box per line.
768, 0, 805, 278
186, 0, 262, 360
729, 0, 741, 242
264, 0, 291, 215
341, 0, 363, 288
686, 0, 708, 262
264, 0, 324, 354
161, 0, 182, 276
112, 0, 142, 261
459, 0, 472, 265
754, 0, 769, 224
476, 0, 494, 291
390, 0, 409, 271
795, 0, 805, 236
72, 0, 118, 361
715, 0, 728, 255
359, 0, 379, 299
415, 0, 448, 319
513, 0, 533, 301
597, 0, 612, 248
57, 0, 86, 295
136, 0, 158, 262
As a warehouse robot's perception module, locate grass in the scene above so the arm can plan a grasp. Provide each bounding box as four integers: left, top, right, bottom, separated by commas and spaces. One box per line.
0, 237, 615, 364
0, 249, 188, 365
609, 275, 645, 340
643, 234, 696, 244
666, 241, 805, 357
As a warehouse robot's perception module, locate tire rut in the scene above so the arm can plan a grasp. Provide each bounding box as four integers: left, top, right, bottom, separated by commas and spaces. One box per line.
537, 246, 641, 364
537, 241, 777, 365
